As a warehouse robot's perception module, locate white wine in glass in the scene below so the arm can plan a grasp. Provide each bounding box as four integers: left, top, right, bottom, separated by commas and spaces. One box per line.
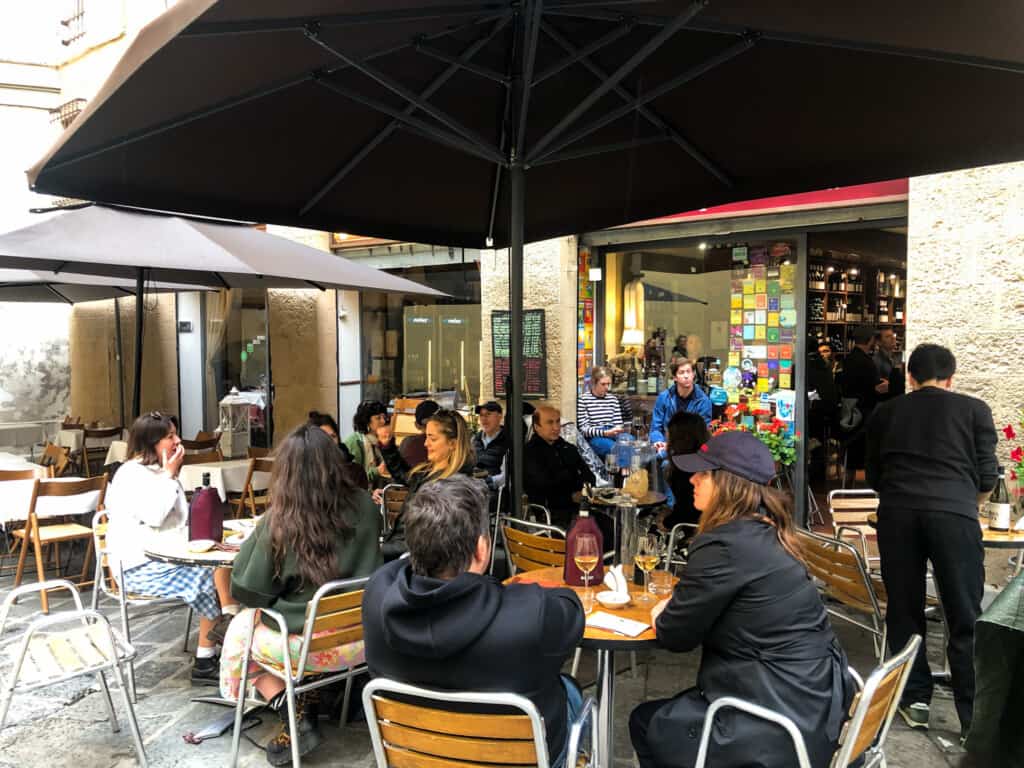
633, 534, 660, 602
573, 533, 599, 610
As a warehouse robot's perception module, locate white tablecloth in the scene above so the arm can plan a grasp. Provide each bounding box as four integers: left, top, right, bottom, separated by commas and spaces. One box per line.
0, 477, 103, 527
104, 441, 129, 466
58, 428, 125, 453
0, 453, 38, 472
179, 459, 271, 503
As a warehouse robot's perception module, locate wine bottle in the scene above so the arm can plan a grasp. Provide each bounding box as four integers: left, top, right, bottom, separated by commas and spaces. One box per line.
987, 466, 1013, 531
627, 359, 638, 395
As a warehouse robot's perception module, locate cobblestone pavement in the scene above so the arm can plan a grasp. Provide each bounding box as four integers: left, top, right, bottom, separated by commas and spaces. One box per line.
0, 557, 986, 768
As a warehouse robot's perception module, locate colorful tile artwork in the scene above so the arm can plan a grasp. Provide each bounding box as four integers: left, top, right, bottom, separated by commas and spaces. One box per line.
754, 279, 766, 293
767, 346, 779, 360
731, 294, 743, 309
780, 345, 794, 360
743, 294, 756, 309
754, 326, 766, 340
768, 297, 780, 311
743, 279, 754, 294
779, 373, 792, 388
743, 325, 755, 340
767, 312, 779, 327
779, 264, 796, 290
779, 309, 797, 327
731, 310, 742, 324
767, 280, 781, 297
781, 294, 795, 310
744, 310, 755, 324
755, 294, 768, 309
758, 363, 769, 377
754, 310, 766, 325
728, 352, 740, 366
779, 328, 795, 343
767, 327, 780, 342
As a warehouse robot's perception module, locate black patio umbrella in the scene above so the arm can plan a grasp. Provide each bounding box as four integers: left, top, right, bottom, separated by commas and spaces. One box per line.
27, 0, 1024, 508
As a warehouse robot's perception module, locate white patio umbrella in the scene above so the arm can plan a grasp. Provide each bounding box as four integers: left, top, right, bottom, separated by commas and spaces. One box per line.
0, 204, 445, 416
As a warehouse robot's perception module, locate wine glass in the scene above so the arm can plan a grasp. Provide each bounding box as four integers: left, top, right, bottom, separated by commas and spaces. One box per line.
633, 534, 660, 603
573, 533, 599, 611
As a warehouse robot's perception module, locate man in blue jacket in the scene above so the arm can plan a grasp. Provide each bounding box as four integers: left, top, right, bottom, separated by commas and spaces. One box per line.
650, 359, 712, 452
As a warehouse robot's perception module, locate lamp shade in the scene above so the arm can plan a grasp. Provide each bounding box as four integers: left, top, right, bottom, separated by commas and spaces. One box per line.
621, 328, 645, 347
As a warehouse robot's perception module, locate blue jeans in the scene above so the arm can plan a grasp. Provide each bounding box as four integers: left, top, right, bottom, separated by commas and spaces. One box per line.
552, 674, 585, 768
588, 436, 615, 459
659, 455, 675, 508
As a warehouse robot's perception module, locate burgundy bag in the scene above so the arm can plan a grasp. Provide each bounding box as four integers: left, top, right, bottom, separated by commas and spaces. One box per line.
188, 486, 226, 543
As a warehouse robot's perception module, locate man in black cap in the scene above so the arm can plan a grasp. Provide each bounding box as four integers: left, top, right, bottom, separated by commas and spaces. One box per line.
471, 401, 509, 491
399, 400, 439, 467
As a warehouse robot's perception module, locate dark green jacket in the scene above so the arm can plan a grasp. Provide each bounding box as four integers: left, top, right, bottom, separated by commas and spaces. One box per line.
230, 490, 382, 633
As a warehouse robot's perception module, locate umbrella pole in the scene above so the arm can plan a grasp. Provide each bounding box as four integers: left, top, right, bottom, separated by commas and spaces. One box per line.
508, 162, 525, 513
131, 268, 145, 419
114, 298, 126, 429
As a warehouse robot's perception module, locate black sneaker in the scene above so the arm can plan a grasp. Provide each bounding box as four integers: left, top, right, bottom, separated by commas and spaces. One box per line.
205, 613, 234, 645
191, 656, 220, 686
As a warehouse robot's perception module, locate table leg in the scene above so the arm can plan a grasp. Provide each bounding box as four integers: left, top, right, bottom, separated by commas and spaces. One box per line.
595, 649, 616, 768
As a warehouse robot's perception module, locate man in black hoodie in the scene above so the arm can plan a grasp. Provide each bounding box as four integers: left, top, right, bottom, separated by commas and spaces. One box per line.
362, 474, 585, 765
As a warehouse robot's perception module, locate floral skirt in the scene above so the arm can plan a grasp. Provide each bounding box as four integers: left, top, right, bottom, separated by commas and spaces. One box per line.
219, 607, 365, 701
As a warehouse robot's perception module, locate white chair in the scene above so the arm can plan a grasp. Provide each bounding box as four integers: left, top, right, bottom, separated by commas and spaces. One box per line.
695, 635, 921, 768
0, 579, 147, 766
90, 511, 194, 702
363, 677, 595, 768
229, 576, 369, 767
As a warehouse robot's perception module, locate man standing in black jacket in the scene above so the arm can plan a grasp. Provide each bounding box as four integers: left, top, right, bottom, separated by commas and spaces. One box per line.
866, 343, 997, 740
841, 326, 888, 481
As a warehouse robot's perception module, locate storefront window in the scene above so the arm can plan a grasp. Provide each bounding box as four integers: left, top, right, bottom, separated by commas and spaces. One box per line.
360, 261, 482, 407
599, 240, 799, 426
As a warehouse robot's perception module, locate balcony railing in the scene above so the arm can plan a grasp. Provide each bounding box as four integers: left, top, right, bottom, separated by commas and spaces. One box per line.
60, 1, 86, 47
50, 99, 87, 129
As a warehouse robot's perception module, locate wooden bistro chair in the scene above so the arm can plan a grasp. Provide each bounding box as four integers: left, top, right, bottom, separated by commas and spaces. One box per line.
798, 528, 887, 661
0, 579, 147, 766
60, 421, 86, 472
695, 635, 922, 768
363, 677, 596, 768
230, 577, 370, 768
181, 437, 223, 457
91, 511, 194, 703
0, 467, 53, 576
182, 448, 224, 465
38, 442, 73, 478
12, 475, 106, 614
828, 489, 880, 570
233, 457, 274, 518
378, 484, 409, 535
82, 426, 123, 477
502, 516, 566, 576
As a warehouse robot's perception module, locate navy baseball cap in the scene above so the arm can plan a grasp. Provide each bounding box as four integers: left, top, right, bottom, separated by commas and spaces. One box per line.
671, 430, 776, 485
474, 401, 503, 414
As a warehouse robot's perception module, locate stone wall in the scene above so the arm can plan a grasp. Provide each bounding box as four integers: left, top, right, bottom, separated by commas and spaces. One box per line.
69, 294, 178, 427
267, 289, 338, 444
907, 160, 1024, 469
480, 237, 578, 418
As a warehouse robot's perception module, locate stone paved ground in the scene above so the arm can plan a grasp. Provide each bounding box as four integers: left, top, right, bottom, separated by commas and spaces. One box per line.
0, 550, 994, 768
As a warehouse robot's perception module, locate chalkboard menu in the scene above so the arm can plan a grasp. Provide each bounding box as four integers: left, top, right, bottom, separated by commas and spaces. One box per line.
492, 309, 547, 398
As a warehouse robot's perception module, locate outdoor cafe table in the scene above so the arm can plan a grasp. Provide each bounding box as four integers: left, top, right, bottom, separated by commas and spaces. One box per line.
507, 566, 676, 768
179, 459, 270, 503
0, 452, 40, 472
867, 512, 1024, 577
144, 538, 239, 568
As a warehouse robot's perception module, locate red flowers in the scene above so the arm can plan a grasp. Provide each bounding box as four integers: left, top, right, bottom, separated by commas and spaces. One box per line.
1004, 424, 1017, 440
700, 444, 710, 452
1012, 446, 1024, 464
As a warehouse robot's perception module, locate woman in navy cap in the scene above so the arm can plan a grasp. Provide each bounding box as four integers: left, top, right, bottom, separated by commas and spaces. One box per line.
630, 430, 855, 768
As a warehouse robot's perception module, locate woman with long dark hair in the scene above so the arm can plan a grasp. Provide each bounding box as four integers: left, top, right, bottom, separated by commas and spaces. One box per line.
374, 408, 476, 560
105, 412, 239, 684
630, 430, 854, 768
220, 424, 382, 765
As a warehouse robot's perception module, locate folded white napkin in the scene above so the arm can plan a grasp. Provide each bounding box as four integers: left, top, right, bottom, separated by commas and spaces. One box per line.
602, 564, 628, 595
586, 611, 650, 637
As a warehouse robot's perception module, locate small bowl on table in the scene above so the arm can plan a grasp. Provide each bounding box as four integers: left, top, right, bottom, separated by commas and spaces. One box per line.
596, 591, 631, 610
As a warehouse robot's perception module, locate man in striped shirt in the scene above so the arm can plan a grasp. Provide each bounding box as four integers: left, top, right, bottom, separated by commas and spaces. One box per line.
577, 366, 625, 459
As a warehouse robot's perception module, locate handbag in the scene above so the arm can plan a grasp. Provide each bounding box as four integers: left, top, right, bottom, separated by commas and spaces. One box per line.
839, 397, 863, 433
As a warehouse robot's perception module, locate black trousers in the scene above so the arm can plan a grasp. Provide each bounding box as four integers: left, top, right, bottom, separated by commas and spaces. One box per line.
630, 698, 676, 768
876, 506, 984, 729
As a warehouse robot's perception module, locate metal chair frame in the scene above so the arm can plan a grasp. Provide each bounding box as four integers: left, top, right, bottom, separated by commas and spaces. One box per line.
230, 576, 370, 768
90, 511, 194, 702
663, 522, 698, 573
828, 489, 880, 569
362, 677, 596, 768
694, 635, 921, 768
0, 579, 147, 766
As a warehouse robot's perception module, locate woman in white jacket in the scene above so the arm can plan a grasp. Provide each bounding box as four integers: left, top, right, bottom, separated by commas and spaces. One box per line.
105, 411, 238, 684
